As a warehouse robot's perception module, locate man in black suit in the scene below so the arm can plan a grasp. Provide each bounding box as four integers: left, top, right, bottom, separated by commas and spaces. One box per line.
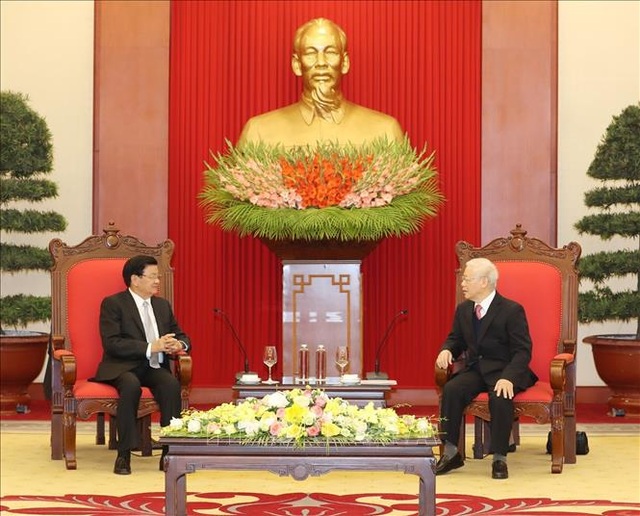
435, 257, 537, 479
92, 255, 190, 475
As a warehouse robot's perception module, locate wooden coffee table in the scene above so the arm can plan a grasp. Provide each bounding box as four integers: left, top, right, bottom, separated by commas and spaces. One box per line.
160, 436, 438, 516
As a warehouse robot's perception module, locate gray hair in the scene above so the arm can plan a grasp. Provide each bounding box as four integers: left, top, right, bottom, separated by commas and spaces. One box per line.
465, 258, 498, 289
293, 18, 347, 55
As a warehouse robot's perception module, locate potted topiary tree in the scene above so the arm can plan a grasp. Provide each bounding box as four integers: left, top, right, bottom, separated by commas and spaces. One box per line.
0, 90, 67, 414
577, 103, 640, 416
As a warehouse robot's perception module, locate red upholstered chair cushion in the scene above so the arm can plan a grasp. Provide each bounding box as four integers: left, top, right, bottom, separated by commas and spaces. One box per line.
472, 381, 554, 403
74, 380, 154, 399
493, 261, 562, 383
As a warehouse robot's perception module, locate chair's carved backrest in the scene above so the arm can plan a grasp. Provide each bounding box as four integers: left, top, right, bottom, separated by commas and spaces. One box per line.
455, 224, 581, 382
50, 222, 175, 381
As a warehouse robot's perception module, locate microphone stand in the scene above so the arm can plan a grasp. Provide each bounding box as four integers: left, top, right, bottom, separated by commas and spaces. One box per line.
366, 309, 408, 380
213, 308, 256, 381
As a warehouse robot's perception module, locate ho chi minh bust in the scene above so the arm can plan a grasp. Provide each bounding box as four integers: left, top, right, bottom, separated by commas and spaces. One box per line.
237, 18, 404, 149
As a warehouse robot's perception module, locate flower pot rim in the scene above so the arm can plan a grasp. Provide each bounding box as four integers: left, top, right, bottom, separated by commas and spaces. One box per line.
0, 330, 49, 338
583, 334, 640, 346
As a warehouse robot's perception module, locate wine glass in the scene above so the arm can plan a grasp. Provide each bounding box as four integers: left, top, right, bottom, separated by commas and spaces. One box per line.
335, 345, 349, 377
263, 345, 278, 384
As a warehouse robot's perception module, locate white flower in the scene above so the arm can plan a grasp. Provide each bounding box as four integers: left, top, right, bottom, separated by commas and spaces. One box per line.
169, 417, 184, 430
187, 419, 202, 433
265, 391, 289, 408
239, 419, 261, 437
414, 418, 432, 434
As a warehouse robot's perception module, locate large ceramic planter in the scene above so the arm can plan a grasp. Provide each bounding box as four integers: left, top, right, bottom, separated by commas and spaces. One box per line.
583, 334, 640, 416
0, 330, 49, 415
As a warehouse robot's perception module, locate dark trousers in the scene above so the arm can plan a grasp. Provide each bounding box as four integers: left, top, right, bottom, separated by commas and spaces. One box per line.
106, 364, 181, 454
439, 368, 517, 456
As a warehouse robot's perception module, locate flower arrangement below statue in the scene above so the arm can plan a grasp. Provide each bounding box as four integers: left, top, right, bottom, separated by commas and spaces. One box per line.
160, 388, 436, 447
199, 137, 443, 241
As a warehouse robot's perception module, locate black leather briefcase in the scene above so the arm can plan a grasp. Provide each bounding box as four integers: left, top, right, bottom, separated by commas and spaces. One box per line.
546, 431, 589, 455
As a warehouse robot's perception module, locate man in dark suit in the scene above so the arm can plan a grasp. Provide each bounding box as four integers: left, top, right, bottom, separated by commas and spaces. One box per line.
92, 255, 190, 475
435, 257, 537, 479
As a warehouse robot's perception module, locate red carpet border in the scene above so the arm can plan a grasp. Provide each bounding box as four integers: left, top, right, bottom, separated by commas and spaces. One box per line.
2, 491, 640, 515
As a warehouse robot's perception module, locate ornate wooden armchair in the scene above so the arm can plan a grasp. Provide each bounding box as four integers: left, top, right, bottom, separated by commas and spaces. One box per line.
49, 223, 192, 470
435, 224, 581, 473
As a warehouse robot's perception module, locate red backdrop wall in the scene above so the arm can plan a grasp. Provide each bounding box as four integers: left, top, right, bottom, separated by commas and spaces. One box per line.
168, 0, 481, 388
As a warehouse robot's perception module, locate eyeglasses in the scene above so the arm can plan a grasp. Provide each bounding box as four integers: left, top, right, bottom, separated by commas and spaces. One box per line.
461, 276, 482, 283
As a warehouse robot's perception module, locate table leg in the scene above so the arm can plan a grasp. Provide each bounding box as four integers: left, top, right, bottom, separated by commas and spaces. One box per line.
164, 456, 187, 516
417, 457, 436, 516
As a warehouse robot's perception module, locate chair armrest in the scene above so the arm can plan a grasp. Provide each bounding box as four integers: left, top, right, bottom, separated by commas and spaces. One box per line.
549, 353, 574, 391
174, 354, 192, 387
561, 339, 576, 355
52, 334, 65, 351
52, 349, 73, 360
435, 364, 451, 389
59, 353, 78, 388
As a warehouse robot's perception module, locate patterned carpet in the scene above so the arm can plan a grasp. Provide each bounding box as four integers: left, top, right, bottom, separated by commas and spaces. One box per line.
1, 421, 639, 515
2, 490, 640, 514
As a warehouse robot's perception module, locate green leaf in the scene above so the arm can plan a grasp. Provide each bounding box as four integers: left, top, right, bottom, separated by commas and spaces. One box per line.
0, 244, 52, 272
0, 295, 51, 329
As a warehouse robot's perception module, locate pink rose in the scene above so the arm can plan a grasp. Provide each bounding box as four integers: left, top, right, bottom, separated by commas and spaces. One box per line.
306, 424, 321, 437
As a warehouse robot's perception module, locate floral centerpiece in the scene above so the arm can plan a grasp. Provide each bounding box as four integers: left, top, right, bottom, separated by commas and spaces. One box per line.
160, 388, 436, 447
199, 137, 443, 241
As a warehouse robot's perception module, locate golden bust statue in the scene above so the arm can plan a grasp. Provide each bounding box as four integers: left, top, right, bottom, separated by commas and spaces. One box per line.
237, 18, 404, 148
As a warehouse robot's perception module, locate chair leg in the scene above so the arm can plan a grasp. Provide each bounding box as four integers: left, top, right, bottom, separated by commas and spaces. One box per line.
472, 417, 519, 458
96, 413, 106, 445
63, 404, 78, 470
564, 414, 577, 464
550, 402, 565, 474
457, 417, 467, 460
473, 417, 487, 459
51, 411, 63, 460
138, 416, 153, 456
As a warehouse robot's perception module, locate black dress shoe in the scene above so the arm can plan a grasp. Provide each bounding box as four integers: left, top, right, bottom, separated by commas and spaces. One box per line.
492, 459, 508, 479
114, 455, 131, 475
435, 452, 464, 475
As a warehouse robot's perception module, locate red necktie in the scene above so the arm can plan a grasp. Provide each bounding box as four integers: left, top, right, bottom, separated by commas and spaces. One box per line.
475, 304, 483, 320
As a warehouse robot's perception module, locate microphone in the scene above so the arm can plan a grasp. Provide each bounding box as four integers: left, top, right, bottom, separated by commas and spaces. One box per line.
212, 308, 255, 381
366, 309, 408, 380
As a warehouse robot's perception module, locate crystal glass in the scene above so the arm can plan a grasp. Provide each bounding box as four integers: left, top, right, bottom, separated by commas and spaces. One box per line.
263, 345, 278, 384
335, 345, 349, 377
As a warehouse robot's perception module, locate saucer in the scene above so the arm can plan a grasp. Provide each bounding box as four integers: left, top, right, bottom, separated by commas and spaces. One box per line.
341, 377, 361, 385
238, 379, 261, 385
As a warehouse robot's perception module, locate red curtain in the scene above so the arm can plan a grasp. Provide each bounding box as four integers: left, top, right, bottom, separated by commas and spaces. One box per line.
168, 0, 481, 388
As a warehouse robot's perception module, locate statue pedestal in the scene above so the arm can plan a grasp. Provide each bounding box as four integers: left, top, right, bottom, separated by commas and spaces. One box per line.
262, 239, 381, 381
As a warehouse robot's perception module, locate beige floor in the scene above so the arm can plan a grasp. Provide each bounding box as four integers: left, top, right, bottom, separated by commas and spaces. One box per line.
1, 421, 639, 512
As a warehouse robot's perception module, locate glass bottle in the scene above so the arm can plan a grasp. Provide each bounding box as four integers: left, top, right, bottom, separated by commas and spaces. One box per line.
315, 344, 327, 383
298, 343, 309, 382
